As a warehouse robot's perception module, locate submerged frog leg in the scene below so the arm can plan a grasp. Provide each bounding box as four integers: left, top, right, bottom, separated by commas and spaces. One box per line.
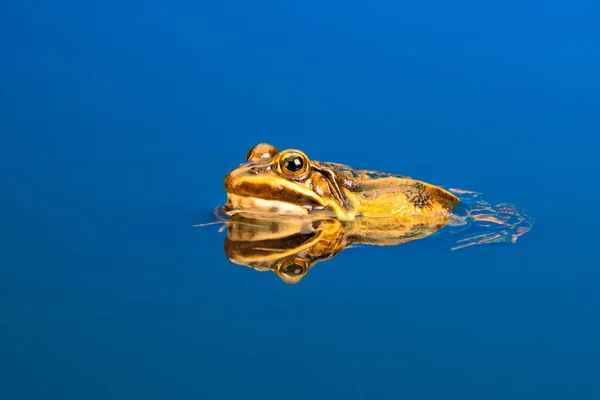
450, 201, 534, 251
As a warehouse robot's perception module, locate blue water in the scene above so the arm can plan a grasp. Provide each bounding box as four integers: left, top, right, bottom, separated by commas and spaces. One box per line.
1, 1, 599, 398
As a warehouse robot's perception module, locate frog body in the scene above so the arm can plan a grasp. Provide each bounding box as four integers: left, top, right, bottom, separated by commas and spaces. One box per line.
223, 143, 460, 222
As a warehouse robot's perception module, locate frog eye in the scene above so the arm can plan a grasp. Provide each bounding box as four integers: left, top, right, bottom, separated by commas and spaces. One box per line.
275, 150, 311, 179
275, 258, 309, 283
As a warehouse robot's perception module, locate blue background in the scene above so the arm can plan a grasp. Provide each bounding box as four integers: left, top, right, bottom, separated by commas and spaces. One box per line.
1, 0, 599, 398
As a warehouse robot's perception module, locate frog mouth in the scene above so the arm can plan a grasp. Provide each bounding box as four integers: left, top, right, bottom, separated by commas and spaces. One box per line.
223, 172, 332, 212
223, 166, 354, 220
224, 193, 327, 216
224, 231, 317, 258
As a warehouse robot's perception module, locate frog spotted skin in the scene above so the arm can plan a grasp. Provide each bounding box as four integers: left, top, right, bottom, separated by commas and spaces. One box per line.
223, 143, 460, 221
213, 144, 533, 283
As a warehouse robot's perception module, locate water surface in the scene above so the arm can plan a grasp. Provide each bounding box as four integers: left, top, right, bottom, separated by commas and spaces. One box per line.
1, 1, 599, 399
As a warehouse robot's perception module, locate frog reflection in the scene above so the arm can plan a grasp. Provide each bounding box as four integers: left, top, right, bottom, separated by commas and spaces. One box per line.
219, 197, 533, 284
223, 214, 346, 284
223, 211, 456, 284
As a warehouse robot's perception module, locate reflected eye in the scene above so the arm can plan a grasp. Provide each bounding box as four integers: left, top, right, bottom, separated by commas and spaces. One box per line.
276, 258, 309, 283
282, 263, 304, 276
275, 150, 310, 179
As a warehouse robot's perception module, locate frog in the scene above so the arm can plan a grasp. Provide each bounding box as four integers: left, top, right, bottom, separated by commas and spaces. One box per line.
223, 143, 461, 222
200, 143, 533, 283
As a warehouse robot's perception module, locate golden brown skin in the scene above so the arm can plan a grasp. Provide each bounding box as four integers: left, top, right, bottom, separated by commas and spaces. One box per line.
223, 214, 345, 284
221, 203, 533, 284
223, 212, 448, 284
212, 144, 533, 283
223, 143, 461, 222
